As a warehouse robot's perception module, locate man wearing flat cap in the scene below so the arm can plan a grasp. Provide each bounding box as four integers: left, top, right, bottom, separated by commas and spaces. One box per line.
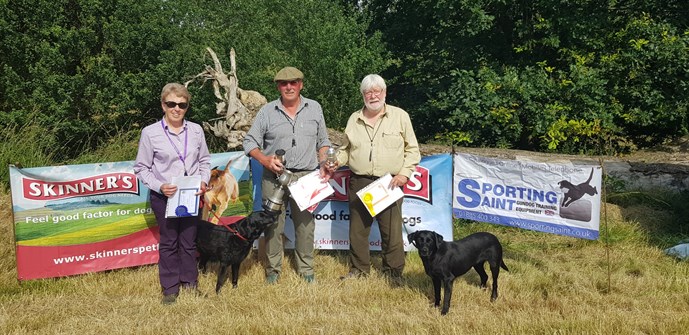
243, 66, 332, 284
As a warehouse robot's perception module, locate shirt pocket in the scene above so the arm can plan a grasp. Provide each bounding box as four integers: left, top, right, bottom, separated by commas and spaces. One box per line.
299, 119, 319, 138
187, 138, 202, 161
150, 133, 175, 162
186, 129, 203, 160
381, 131, 403, 151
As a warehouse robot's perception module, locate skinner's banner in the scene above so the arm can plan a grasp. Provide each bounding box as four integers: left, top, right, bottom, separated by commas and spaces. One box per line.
10, 152, 251, 280
252, 154, 454, 249
452, 153, 601, 240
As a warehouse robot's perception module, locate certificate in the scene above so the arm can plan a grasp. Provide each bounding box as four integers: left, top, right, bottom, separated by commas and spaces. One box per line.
165, 175, 202, 218
355, 173, 404, 217
288, 170, 335, 212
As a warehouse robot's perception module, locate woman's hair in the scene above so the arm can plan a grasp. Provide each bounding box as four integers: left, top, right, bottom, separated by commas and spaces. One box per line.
359, 74, 386, 95
160, 83, 191, 102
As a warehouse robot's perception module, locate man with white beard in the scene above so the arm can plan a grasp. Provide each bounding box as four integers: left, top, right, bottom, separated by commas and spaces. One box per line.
332, 74, 420, 284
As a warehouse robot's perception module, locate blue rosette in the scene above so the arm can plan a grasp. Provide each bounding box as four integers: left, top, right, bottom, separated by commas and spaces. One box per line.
175, 205, 191, 217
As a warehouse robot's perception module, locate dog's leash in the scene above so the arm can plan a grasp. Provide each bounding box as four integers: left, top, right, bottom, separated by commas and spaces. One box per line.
202, 199, 248, 241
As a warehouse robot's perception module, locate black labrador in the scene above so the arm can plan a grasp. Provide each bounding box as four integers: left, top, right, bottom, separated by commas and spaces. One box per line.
408, 230, 509, 315
196, 209, 278, 294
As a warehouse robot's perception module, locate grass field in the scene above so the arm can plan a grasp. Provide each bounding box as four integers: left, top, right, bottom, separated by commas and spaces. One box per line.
2, 188, 689, 334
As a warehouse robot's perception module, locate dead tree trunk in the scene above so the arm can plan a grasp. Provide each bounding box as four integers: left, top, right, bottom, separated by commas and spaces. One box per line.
185, 47, 266, 149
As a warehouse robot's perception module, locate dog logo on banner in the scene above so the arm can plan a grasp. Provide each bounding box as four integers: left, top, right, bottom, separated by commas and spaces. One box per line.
557, 167, 598, 222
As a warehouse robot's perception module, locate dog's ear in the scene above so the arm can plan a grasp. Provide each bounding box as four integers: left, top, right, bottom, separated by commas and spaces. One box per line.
434, 232, 444, 249
407, 232, 417, 246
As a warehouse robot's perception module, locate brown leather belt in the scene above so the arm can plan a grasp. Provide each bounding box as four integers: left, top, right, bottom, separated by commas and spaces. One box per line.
352, 174, 379, 180
287, 168, 315, 173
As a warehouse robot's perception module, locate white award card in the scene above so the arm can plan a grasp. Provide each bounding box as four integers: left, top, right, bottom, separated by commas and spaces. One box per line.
288, 170, 335, 212
355, 173, 404, 217
165, 175, 202, 218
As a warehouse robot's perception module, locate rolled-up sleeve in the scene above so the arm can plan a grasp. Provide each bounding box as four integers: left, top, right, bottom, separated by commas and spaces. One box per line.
316, 112, 331, 150
243, 108, 266, 155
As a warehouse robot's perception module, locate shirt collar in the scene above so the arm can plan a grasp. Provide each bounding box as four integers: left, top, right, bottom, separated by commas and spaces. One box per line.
276, 95, 307, 112
357, 104, 388, 121
161, 118, 187, 131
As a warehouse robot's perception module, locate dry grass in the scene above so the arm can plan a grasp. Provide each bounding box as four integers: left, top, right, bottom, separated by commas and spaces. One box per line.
1, 189, 689, 334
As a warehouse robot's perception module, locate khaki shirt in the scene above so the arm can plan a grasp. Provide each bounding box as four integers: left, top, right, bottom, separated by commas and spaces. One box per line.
336, 104, 420, 178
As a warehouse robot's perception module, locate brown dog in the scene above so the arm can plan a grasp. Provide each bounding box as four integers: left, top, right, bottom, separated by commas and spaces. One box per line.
203, 156, 240, 223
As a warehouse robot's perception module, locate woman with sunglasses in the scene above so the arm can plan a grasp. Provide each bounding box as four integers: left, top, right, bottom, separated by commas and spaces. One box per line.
133, 83, 211, 305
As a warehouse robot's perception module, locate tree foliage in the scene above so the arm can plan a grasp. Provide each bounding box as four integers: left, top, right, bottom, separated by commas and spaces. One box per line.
364, 0, 689, 154
0, 0, 385, 161
1, 0, 688, 160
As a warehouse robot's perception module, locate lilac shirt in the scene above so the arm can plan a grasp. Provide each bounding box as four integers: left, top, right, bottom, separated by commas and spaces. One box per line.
133, 119, 211, 193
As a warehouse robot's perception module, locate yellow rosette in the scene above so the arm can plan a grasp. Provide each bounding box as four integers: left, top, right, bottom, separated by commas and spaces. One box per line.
363, 192, 375, 216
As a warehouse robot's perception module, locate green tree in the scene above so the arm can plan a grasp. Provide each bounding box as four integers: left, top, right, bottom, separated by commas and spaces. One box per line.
0, 0, 386, 162
364, 0, 689, 153
186, 0, 388, 130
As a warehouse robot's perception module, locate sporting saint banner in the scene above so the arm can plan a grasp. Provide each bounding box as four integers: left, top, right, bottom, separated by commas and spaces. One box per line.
452, 153, 601, 240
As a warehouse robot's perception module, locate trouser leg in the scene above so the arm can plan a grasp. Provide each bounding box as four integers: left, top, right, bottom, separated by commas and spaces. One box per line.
377, 198, 405, 276
348, 176, 374, 274
262, 172, 287, 276
178, 214, 199, 286
290, 194, 315, 276
151, 192, 182, 295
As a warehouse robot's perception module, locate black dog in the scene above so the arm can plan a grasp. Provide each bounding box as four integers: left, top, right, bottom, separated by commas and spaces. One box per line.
408, 230, 509, 315
196, 209, 278, 293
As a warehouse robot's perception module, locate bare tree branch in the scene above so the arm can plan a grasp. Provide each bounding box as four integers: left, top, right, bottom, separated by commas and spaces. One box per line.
185, 47, 266, 149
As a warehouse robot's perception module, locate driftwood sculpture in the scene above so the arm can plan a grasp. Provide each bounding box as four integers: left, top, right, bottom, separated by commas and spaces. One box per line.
185, 48, 266, 149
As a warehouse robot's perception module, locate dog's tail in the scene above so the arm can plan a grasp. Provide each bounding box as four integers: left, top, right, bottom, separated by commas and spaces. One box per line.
585, 167, 594, 184
221, 155, 241, 173
500, 260, 509, 272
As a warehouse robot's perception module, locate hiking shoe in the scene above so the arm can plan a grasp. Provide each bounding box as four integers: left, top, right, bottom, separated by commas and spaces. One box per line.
383, 270, 404, 287
266, 273, 279, 284
339, 270, 365, 280
386, 275, 404, 287
303, 274, 315, 283
161, 293, 178, 305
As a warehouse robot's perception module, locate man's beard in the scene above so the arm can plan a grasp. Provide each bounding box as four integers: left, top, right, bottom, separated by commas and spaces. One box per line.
365, 98, 385, 112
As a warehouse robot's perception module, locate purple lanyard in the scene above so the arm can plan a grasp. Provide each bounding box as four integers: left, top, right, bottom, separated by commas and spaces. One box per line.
160, 119, 188, 173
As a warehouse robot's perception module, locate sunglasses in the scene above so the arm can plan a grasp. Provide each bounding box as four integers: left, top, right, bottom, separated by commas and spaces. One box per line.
164, 101, 189, 109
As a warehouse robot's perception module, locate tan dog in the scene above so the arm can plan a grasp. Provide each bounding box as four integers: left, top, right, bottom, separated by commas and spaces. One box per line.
203, 156, 240, 224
